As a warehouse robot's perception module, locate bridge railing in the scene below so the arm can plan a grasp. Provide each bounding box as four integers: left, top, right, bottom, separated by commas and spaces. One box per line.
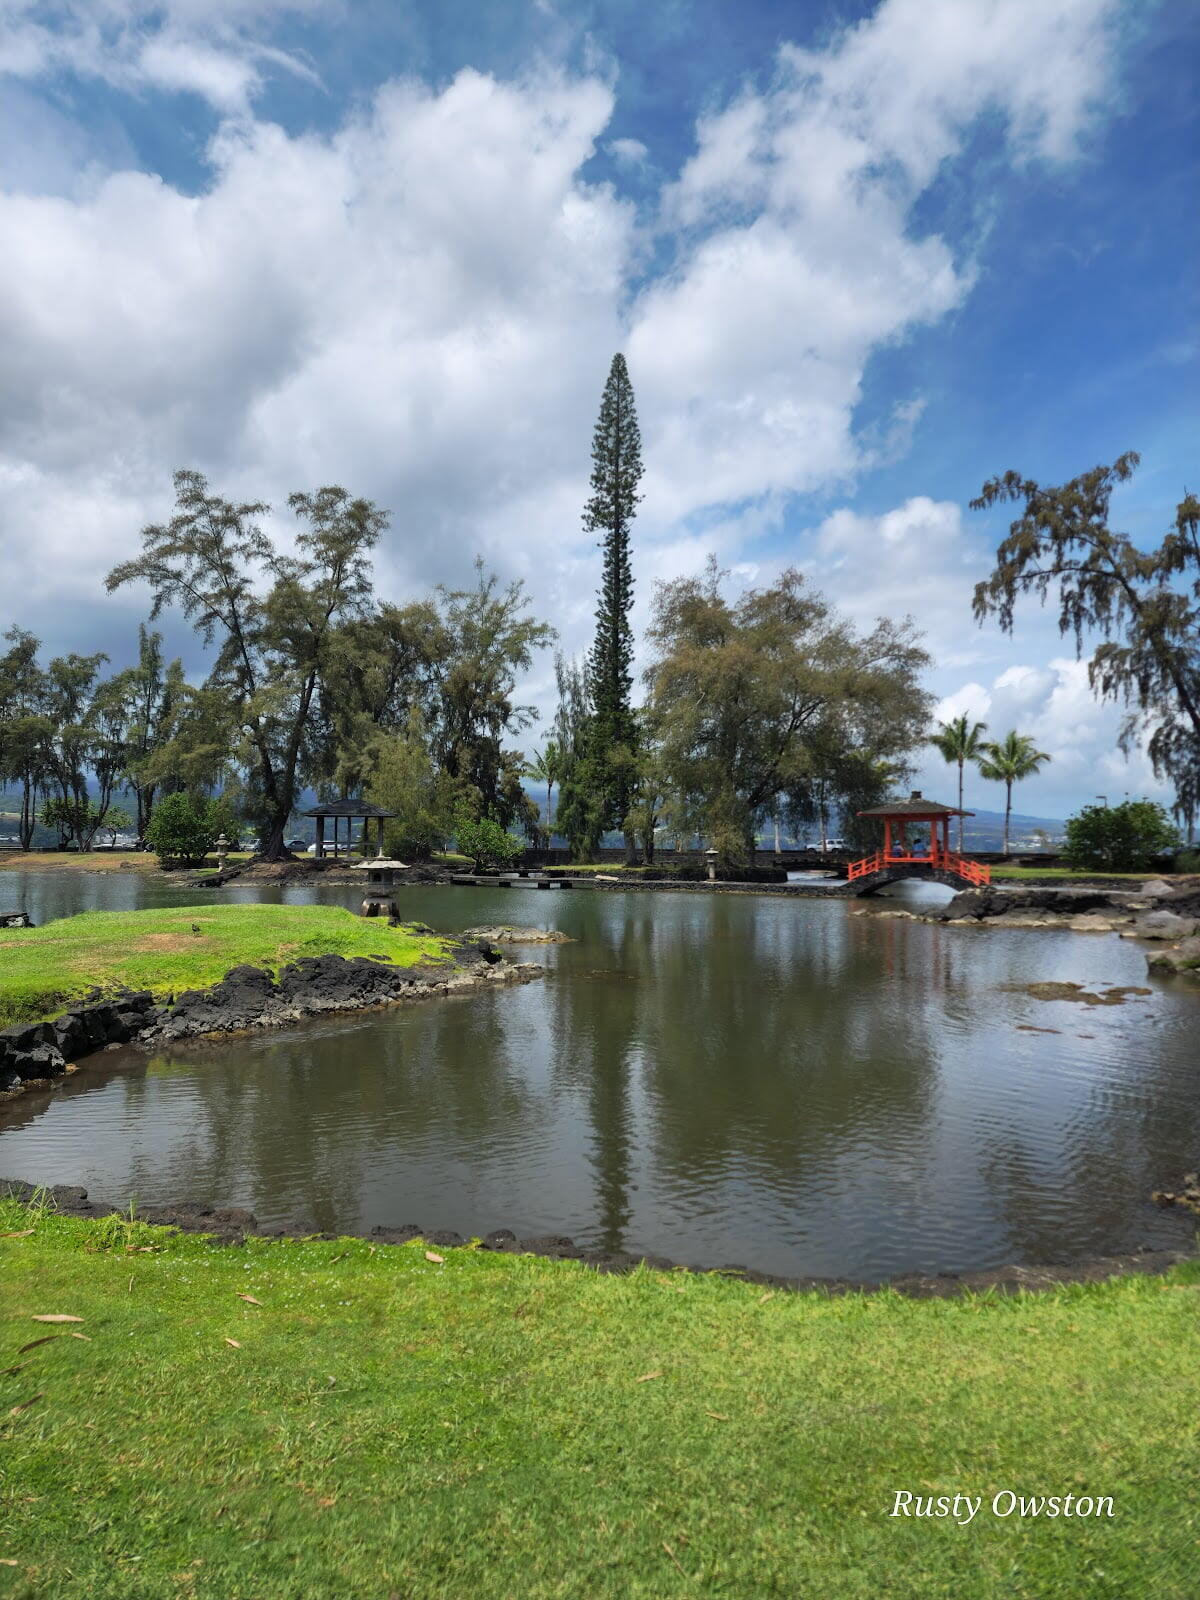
941, 851, 991, 886
845, 849, 991, 885
846, 850, 883, 881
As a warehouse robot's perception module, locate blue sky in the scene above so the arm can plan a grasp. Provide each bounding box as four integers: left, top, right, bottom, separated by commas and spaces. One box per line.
0, 0, 1196, 820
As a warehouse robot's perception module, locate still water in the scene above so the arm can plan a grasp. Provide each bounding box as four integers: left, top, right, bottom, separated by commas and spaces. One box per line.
1, 868, 1198, 1280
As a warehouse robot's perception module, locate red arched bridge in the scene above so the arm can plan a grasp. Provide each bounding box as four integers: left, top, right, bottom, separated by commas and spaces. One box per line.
846, 791, 991, 895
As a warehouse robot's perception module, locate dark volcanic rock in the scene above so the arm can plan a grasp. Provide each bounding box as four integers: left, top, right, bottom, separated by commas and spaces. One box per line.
0, 1021, 67, 1081
10, 1042, 66, 1080
371, 1222, 422, 1244
2, 944, 540, 1102
931, 887, 1130, 923
1, 1172, 1194, 1299
166, 963, 277, 1035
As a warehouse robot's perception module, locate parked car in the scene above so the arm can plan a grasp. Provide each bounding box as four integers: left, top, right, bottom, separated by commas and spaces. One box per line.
305, 841, 352, 856
285, 838, 308, 850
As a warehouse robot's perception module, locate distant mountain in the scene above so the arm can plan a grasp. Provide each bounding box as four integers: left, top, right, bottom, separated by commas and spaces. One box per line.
958, 807, 1065, 850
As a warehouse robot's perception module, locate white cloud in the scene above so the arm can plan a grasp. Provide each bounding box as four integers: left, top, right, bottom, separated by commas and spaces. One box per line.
631, 0, 1119, 521
808, 496, 984, 661
934, 683, 992, 725
920, 656, 1173, 819
608, 136, 648, 168
0, 0, 325, 113
0, 0, 1126, 767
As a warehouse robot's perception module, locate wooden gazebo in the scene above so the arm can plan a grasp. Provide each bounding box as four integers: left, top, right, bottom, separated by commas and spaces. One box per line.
303, 800, 394, 860
846, 790, 990, 892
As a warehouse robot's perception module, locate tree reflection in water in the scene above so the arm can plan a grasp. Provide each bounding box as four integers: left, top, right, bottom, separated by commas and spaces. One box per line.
1, 877, 1198, 1278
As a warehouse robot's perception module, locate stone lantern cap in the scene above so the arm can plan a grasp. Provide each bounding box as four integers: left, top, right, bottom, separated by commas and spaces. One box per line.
354, 857, 410, 871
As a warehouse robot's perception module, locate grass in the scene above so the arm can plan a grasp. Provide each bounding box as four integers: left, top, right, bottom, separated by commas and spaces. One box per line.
989, 866, 1166, 882
0, 851, 258, 875
0, 1201, 1196, 1598
0, 851, 161, 875
543, 862, 656, 875
0, 903, 449, 1027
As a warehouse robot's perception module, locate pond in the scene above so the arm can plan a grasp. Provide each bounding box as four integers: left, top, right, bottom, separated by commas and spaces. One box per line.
1, 868, 1198, 1281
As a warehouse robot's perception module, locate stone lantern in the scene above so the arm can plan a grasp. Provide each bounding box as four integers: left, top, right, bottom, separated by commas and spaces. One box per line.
705, 847, 718, 882
215, 833, 230, 871
355, 855, 410, 919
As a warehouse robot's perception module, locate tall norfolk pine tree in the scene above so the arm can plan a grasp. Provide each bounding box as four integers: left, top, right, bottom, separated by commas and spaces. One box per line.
582, 353, 643, 860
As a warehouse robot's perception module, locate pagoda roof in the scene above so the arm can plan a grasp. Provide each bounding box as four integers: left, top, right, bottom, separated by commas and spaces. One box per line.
857, 790, 972, 818
303, 800, 394, 819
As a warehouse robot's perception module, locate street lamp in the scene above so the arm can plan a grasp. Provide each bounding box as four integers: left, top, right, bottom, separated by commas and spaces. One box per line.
1095, 795, 1108, 808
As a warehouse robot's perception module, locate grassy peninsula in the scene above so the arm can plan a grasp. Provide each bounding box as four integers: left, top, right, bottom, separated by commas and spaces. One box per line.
0, 1200, 1197, 1598
0, 904, 449, 1028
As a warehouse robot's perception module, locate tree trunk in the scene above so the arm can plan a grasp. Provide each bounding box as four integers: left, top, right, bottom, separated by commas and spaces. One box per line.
957, 760, 964, 853
1003, 783, 1012, 855
19, 779, 35, 851
259, 815, 293, 861
623, 828, 637, 865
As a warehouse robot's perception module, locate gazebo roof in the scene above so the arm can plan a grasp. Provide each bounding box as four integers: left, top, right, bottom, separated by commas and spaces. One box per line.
303, 800, 395, 819
857, 789, 972, 818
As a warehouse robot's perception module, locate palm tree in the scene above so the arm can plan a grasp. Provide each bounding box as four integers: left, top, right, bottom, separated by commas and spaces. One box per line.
976, 730, 1052, 854
929, 714, 988, 851
523, 741, 562, 838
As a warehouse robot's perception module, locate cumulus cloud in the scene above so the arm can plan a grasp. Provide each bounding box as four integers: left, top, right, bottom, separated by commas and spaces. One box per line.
0, 0, 1126, 772
921, 656, 1171, 819
807, 496, 986, 665
630, 0, 1119, 521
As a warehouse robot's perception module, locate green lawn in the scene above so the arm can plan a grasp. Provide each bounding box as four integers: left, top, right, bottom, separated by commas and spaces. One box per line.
0, 850, 259, 875
988, 866, 1162, 882
0, 1201, 1197, 1598
0, 904, 449, 1027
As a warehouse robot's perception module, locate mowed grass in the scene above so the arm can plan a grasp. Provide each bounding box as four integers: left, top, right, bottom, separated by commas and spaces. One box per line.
0, 904, 449, 1027
0, 1203, 1196, 1599
989, 866, 1162, 883
0, 851, 162, 875
0, 851, 258, 875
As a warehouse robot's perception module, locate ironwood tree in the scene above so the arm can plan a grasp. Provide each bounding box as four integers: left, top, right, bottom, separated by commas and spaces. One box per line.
107, 470, 386, 860
115, 625, 187, 839
645, 559, 932, 866
0, 628, 49, 849
972, 453, 1200, 822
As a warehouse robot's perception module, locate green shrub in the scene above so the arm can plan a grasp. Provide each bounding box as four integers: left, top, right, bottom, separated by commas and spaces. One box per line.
453, 812, 525, 873
1173, 846, 1200, 875
144, 793, 218, 867
1063, 799, 1180, 873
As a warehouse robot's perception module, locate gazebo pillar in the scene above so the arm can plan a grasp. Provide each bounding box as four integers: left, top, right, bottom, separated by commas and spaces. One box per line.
316, 815, 325, 859
883, 817, 892, 861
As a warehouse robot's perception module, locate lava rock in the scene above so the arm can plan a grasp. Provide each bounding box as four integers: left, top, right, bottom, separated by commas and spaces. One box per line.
481, 1228, 520, 1252
370, 1223, 423, 1244
14, 1042, 66, 1079
1146, 934, 1200, 974
1132, 909, 1199, 940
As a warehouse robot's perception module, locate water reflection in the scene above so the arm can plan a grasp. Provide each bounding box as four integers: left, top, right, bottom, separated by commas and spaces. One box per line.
1, 871, 1198, 1278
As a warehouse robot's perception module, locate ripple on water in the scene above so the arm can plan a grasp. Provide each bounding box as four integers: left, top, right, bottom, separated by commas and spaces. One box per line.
1, 874, 1199, 1278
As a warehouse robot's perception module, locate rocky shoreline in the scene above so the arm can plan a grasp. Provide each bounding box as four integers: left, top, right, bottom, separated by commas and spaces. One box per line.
856, 880, 1200, 975
0, 1174, 1193, 1301
0, 935, 542, 1101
